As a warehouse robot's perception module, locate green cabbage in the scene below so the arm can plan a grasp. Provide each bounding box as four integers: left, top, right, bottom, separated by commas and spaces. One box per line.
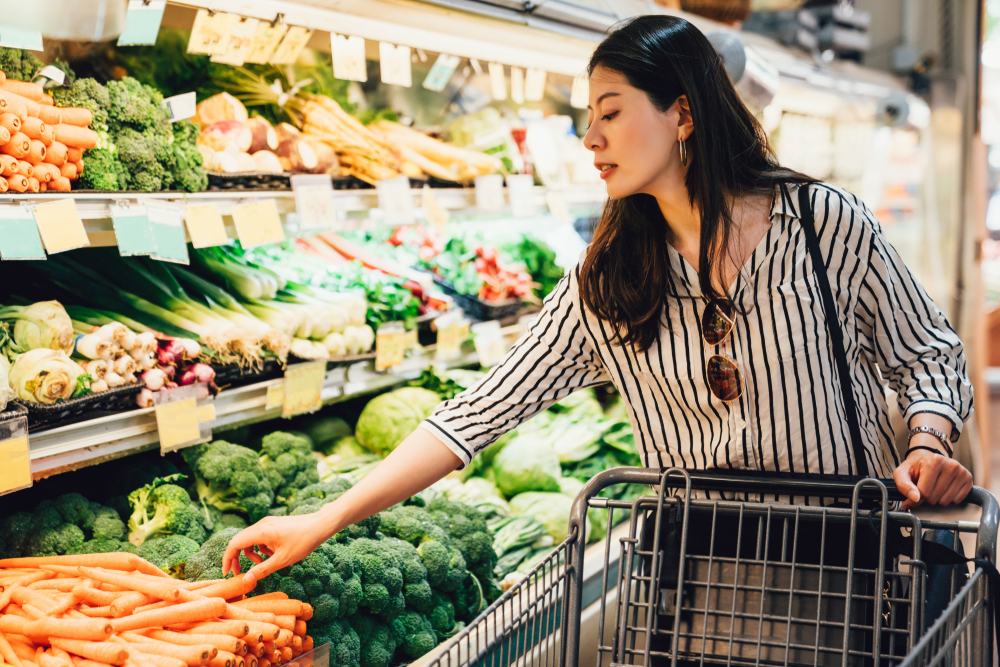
492, 432, 561, 497
509, 492, 589, 543
355, 387, 442, 457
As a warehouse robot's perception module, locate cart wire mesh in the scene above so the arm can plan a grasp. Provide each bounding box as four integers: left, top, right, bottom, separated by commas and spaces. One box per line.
416, 468, 997, 667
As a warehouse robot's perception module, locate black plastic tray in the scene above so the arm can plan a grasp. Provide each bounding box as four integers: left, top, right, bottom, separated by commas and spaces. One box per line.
14, 382, 146, 433
432, 277, 523, 320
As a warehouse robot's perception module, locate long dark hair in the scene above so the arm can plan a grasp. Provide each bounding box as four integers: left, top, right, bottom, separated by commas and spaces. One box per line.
578, 15, 813, 351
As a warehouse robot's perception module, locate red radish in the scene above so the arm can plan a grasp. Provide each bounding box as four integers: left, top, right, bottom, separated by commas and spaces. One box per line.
140, 369, 167, 391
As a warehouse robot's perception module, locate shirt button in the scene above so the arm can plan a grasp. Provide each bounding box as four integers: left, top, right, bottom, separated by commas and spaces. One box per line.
736, 418, 747, 431
937, 315, 946, 323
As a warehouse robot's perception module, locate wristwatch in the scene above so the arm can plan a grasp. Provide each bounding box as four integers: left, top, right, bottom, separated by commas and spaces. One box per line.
908, 426, 953, 458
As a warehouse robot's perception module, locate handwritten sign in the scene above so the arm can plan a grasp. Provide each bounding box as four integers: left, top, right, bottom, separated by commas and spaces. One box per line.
231, 199, 284, 248
184, 204, 228, 248
379, 43, 412, 87
34, 199, 89, 254
156, 397, 201, 453
291, 174, 336, 229
332, 34, 367, 82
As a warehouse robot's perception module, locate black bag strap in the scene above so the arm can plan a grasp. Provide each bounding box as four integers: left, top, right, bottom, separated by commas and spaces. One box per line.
796, 183, 869, 478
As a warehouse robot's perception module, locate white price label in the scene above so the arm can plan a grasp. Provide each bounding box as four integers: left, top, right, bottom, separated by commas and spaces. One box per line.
291, 174, 336, 229
488, 62, 506, 101
35, 66, 67, 85
570, 73, 589, 109
474, 174, 504, 213
162, 92, 197, 122
422, 186, 449, 234
332, 34, 368, 82
472, 320, 508, 368
506, 174, 534, 218
270, 26, 312, 64
423, 54, 460, 92
117, 0, 167, 47
187, 10, 235, 55
510, 67, 525, 105
379, 43, 412, 87
0, 26, 42, 50
525, 68, 547, 102
211, 17, 260, 66
376, 175, 414, 224
245, 22, 288, 64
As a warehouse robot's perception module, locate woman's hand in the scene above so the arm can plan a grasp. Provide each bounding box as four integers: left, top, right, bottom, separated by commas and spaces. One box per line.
893, 435, 973, 510
222, 508, 340, 585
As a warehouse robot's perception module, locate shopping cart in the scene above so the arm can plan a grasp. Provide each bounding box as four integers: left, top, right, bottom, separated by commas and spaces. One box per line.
415, 468, 998, 667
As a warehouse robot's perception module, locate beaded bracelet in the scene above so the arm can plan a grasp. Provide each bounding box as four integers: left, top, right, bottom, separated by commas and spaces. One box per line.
908, 425, 954, 458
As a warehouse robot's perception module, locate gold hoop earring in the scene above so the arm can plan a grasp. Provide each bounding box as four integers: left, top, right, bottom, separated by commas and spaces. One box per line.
679, 138, 688, 167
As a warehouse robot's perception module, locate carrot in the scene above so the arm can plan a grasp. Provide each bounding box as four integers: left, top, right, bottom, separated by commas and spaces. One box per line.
265, 652, 278, 665
271, 618, 293, 634
0, 126, 10, 144
75, 661, 113, 667
23, 618, 113, 641
119, 633, 215, 667
110, 593, 152, 618
271, 633, 291, 651
77, 607, 113, 618
30, 579, 83, 592
66, 147, 82, 163
49, 640, 126, 667
26, 177, 39, 193
242, 657, 256, 667
47, 592, 80, 616
221, 609, 273, 625
300, 638, 311, 654
20, 117, 45, 140
242, 645, 261, 660
172, 623, 247, 640
0, 154, 17, 176
207, 652, 235, 667
1, 132, 30, 159
258, 645, 272, 658
288, 638, 300, 654
72, 588, 123, 607
37, 106, 61, 126
38, 181, 47, 191
57, 108, 92, 128
39, 652, 68, 667
292, 621, 305, 638
0, 90, 40, 117
229, 602, 301, 618
75, 159, 83, 176
78, 569, 181, 603
16, 161, 33, 177
53, 125, 97, 150
27, 141, 46, 165
42, 141, 67, 167
257, 660, 269, 667
242, 625, 278, 643
0, 113, 22, 134
10, 589, 59, 613
1, 81, 45, 102
0, 176, 8, 192
111, 599, 227, 634
107, 640, 181, 667
39, 94, 53, 106
0, 94, 28, 120
40, 125, 54, 145
21, 604, 48, 621
0, 630, 25, 667
49, 177, 70, 192
33, 163, 59, 184
193, 579, 255, 602
145, 634, 239, 657
133, 601, 172, 615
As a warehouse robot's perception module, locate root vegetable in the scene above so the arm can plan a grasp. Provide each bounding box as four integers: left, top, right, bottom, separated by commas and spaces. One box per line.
1, 133, 30, 159
26, 177, 38, 193
50, 177, 70, 192
304, 141, 337, 175
0, 176, 7, 193
44, 142, 67, 166
1, 81, 44, 102
54, 125, 98, 149
136, 388, 154, 408
16, 161, 32, 178
20, 117, 44, 140
58, 108, 93, 128
250, 151, 282, 173
37, 106, 61, 125
0, 91, 34, 118
0, 154, 16, 176
7, 174, 28, 192
197, 146, 218, 172
197, 121, 251, 153
193, 93, 247, 129
67, 147, 83, 163
27, 141, 45, 164
0, 113, 19, 135
235, 153, 256, 172
60, 162, 77, 180
33, 163, 58, 182
0, 126, 9, 144
91, 379, 108, 393
245, 117, 278, 153
275, 124, 317, 172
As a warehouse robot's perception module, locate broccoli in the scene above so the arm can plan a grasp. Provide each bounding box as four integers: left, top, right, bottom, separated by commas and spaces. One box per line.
203, 505, 248, 534
79, 149, 120, 191
137, 535, 201, 578
309, 619, 360, 667
259, 432, 320, 504
25, 523, 86, 557
185, 527, 255, 582
167, 120, 208, 193
391, 612, 437, 661
51, 77, 110, 128
427, 497, 498, 588
349, 616, 399, 667
283, 478, 379, 541
93, 508, 127, 541
115, 128, 166, 192
0, 48, 43, 82
68, 538, 137, 555
183, 441, 275, 523
427, 593, 463, 640
345, 538, 408, 622
106, 78, 169, 131
0, 495, 129, 558
127, 476, 207, 546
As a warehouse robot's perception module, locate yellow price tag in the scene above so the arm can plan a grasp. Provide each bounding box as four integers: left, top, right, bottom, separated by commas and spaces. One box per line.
282, 361, 326, 418
0, 435, 31, 495
437, 320, 461, 359
197, 403, 216, 424
375, 329, 406, 371
156, 397, 201, 453
265, 382, 285, 410
34, 199, 89, 254
422, 186, 449, 234
185, 204, 228, 248
403, 328, 418, 351
231, 200, 284, 248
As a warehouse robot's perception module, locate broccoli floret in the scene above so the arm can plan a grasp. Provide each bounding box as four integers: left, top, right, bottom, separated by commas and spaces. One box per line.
350, 616, 398, 667
51, 77, 110, 128
106, 78, 168, 131
168, 120, 207, 193
203, 506, 248, 535
137, 535, 201, 578
0, 47, 43, 82
115, 127, 166, 192
416, 541, 451, 588
68, 538, 136, 555
185, 527, 254, 582
427, 593, 462, 640
347, 538, 406, 622
183, 441, 274, 523
427, 497, 498, 593
78, 149, 121, 191
52, 494, 97, 531
127, 475, 207, 546
0, 512, 34, 558
286, 479, 352, 513
309, 618, 360, 667
25, 523, 85, 557
259, 432, 320, 504
391, 612, 436, 661
92, 510, 126, 541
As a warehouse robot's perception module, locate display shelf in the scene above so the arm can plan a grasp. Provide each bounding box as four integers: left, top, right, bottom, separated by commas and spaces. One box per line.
0, 184, 606, 248
27, 342, 485, 481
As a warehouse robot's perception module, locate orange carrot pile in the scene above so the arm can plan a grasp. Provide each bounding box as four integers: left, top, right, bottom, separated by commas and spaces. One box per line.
0, 74, 95, 193
0, 555, 315, 667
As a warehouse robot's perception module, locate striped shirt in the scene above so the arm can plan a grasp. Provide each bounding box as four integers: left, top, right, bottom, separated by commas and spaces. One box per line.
421, 181, 974, 485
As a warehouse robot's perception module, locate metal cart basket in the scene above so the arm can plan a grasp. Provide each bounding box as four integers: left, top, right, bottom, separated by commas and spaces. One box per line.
417, 468, 998, 667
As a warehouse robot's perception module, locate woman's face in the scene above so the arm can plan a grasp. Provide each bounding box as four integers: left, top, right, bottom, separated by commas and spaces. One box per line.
583, 66, 689, 199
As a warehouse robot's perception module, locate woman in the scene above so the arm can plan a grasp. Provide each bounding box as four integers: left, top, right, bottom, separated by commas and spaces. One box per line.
223, 15, 974, 585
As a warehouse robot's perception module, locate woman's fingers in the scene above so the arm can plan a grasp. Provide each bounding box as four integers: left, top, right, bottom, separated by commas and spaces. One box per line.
893, 460, 921, 509
895, 452, 974, 509
223, 523, 272, 576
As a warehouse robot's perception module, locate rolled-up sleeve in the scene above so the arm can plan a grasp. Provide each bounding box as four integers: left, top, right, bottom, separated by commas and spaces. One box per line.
421, 267, 610, 467
855, 204, 974, 441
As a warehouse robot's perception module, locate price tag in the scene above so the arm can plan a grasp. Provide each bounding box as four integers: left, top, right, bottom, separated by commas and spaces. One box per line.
376, 175, 414, 225
525, 68, 547, 102
510, 66, 525, 105
162, 92, 197, 122
156, 397, 202, 453
375, 322, 406, 371
291, 174, 336, 229
403, 328, 418, 351
197, 403, 216, 424
109, 203, 156, 256
472, 320, 508, 367
474, 174, 504, 213
117, 0, 167, 46
184, 204, 228, 248
231, 199, 284, 248
282, 361, 326, 418
379, 43, 412, 87
506, 174, 535, 218
187, 10, 235, 55
488, 62, 507, 101
146, 202, 189, 264
35, 66, 66, 86
570, 73, 589, 110
422, 186, 449, 234
211, 17, 260, 66
545, 190, 572, 224
0, 413, 31, 496
270, 26, 312, 64
33, 199, 89, 254
435, 313, 465, 361
245, 22, 288, 64
0, 205, 45, 260
332, 34, 368, 82
0, 26, 42, 50
423, 54, 460, 92
265, 381, 285, 410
